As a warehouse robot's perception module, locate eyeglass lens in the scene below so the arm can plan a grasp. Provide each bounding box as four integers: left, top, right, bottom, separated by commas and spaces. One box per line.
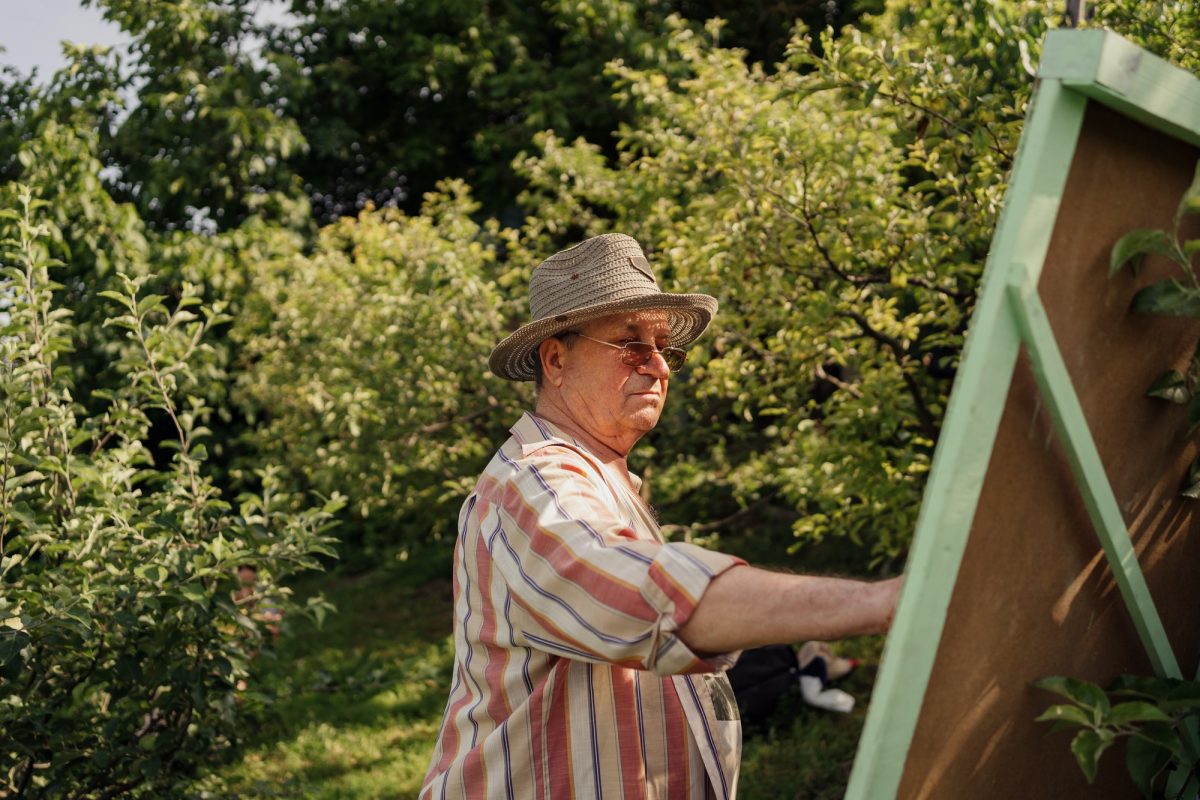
620, 342, 686, 372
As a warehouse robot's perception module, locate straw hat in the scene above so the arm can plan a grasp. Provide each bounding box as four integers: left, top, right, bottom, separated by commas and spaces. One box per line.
489, 233, 718, 381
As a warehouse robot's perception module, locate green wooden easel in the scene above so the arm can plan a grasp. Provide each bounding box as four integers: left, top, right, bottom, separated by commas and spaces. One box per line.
846, 29, 1200, 799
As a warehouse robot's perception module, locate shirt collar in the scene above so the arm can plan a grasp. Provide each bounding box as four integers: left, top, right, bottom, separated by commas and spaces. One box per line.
510, 411, 581, 457
510, 411, 644, 491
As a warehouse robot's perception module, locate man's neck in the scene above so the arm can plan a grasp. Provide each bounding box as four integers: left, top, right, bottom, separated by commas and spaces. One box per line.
531, 403, 633, 477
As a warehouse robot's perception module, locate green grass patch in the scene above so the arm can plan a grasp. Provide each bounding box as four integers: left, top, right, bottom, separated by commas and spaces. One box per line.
212, 561, 456, 798
211, 560, 883, 798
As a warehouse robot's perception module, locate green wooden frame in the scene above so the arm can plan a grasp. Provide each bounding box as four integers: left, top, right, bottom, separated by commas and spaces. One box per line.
845, 29, 1200, 799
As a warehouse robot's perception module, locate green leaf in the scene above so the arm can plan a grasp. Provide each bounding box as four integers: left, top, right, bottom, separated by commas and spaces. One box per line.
1159, 681, 1200, 712
862, 81, 880, 105
1131, 721, 1184, 760
1130, 281, 1200, 318
1147, 369, 1189, 403
1071, 728, 1114, 783
1111, 229, 1177, 275
0, 630, 31, 679
1107, 701, 1170, 725
1035, 703, 1092, 727
1033, 676, 1111, 717
180, 583, 208, 606
136, 294, 166, 318
135, 564, 166, 584
97, 289, 129, 305
1126, 733, 1172, 799
1185, 459, 1200, 500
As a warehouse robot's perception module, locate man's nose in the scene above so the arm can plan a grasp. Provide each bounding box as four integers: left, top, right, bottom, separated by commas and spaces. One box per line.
638, 351, 672, 379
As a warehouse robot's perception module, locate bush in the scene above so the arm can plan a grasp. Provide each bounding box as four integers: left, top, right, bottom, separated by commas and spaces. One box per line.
231, 181, 526, 563
0, 188, 337, 797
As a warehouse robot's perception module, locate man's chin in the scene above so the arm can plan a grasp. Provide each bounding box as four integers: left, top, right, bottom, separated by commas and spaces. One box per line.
625, 403, 663, 432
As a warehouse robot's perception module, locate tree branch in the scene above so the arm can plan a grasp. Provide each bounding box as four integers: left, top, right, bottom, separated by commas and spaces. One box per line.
814, 362, 863, 398
659, 492, 781, 543
402, 407, 492, 448
837, 311, 938, 439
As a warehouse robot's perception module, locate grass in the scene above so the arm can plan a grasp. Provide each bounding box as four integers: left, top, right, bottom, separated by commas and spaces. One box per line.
213, 562, 456, 798
211, 553, 885, 799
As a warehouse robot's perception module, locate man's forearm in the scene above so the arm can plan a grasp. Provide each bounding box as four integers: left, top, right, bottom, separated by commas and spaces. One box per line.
677, 565, 901, 655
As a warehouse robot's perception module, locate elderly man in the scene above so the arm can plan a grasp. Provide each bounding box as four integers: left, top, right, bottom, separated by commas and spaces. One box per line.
422, 233, 901, 799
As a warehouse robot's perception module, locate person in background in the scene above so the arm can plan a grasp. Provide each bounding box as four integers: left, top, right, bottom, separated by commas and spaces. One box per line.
234, 564, 282, 640
422, 233, 902, 798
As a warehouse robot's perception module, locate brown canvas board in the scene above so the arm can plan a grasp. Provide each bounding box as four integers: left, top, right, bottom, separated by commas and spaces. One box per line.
896, 102, 1200, 799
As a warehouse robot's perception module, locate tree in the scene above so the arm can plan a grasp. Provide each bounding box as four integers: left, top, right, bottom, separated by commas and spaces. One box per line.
231, 182, 526, 564
270, 0, 889, 223
508, 1, 1047, 565
270, 0, 673, 222
0, 188, 337, 797
86, 0, 308, 232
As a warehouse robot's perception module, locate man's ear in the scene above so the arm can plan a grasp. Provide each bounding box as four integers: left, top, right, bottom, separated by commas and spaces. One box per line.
538, 338, 566, 387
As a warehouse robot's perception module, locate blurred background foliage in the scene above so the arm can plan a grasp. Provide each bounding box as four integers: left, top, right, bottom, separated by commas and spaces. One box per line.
2, 0, 1199, 795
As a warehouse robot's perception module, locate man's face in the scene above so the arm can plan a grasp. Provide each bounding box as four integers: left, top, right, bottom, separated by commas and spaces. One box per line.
556, 310, 674, 444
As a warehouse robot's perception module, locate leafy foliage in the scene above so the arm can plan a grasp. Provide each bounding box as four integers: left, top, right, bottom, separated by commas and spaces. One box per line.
1034, 675, 1200, 797
1111, 159, 1200, 492
0, 189, 336, 797
270, 0, 668, 222
269, 0, 889, 223
86, 0, 309, 232
231, 182, 525, 564
4, 0, 1200, 794
513, 1, 1050, 564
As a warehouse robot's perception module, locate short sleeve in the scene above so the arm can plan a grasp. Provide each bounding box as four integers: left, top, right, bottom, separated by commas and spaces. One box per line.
478, 451, 745, 675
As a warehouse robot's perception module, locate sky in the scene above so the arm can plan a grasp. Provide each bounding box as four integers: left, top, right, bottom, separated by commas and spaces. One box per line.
0, 0, 128, 82
0, 0, 296, 83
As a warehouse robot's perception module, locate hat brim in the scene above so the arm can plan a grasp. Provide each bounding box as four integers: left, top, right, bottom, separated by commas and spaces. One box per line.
489, 292, 718, 381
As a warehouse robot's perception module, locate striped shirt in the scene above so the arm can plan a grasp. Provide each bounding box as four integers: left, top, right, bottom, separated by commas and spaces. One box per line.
422, 412, 746, 799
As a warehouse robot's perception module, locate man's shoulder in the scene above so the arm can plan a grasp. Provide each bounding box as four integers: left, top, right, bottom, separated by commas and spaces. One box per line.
484, 435, 605, 487
492, 412, 604, 476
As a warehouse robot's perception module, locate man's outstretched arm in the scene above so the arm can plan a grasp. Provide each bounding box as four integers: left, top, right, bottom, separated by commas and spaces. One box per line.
678, 566, 902, 655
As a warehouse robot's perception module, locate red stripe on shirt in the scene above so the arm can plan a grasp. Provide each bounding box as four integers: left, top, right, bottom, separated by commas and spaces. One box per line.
611, 667, 647, 796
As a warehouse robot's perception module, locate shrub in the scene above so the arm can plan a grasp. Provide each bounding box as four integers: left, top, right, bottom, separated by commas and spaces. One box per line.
231, 181, 525, 563
0, 188, 337, 797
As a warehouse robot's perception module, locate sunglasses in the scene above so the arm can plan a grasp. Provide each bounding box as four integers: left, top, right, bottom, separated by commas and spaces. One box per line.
573, 333, 688, 372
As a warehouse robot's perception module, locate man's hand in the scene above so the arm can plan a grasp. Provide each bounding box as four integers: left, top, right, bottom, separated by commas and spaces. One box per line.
677, 567, 903, 656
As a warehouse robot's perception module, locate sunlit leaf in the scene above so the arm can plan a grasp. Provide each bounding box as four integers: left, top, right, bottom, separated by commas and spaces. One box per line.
1033, 676, 1111, 717
1111, 229, 1177, 275
136, 294, 167, 318
1035, 703, 1092, 726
